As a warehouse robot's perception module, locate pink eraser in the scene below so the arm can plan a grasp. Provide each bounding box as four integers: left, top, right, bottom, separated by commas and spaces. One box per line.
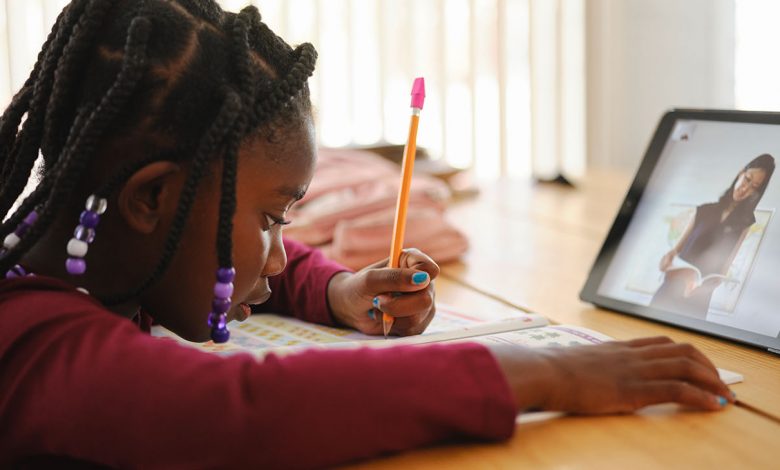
410, 77, 425, 109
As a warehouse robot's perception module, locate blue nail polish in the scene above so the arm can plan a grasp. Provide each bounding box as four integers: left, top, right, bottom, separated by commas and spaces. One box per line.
367, 309, 375, 320
372, 297, 380, 308
717, 396, 728, 407
412, 272, 429, 285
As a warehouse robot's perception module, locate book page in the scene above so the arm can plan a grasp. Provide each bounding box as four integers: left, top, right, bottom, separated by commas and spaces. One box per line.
152, 310, 744, 384
667, 256, 736, 286
151, 304, 548, 357
471, 324, 614, 348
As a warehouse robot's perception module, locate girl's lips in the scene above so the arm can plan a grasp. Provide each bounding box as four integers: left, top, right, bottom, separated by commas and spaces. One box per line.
229, 302, 257, 323
232, 291, 271, 322
238, 303, 251, 321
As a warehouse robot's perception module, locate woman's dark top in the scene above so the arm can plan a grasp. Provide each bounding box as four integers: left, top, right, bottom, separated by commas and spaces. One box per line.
679, 202, 755, 276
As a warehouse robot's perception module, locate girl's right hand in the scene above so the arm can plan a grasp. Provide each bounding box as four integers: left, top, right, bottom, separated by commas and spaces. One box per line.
488, 336, 735, 414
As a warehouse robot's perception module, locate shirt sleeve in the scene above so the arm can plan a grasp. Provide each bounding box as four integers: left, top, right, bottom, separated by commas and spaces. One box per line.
0, 287, 517, 468
251, 238, 351, 326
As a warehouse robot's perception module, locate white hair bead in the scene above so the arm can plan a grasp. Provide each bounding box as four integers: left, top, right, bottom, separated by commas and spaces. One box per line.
85, 195, 108, 215
3, 233, 20, 249
67, 238, 89, 258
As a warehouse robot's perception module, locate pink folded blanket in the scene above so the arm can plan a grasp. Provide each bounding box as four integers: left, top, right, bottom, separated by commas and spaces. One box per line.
284, 148, 469, 269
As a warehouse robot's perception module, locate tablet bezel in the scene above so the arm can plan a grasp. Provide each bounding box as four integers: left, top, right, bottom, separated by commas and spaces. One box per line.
580, 108, 780, 354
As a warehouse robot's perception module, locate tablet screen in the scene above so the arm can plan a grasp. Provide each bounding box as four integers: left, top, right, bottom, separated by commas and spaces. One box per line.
585, 112, 780, 350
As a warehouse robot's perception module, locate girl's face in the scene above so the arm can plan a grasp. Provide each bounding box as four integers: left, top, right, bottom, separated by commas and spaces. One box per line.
732, 168, 767, 202
141, 118, 317, 341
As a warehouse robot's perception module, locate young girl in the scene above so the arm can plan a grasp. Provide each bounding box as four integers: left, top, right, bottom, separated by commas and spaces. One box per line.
0, 1, 733, 467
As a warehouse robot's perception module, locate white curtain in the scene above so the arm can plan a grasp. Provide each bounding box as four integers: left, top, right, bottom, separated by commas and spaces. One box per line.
1, 0, 586, 180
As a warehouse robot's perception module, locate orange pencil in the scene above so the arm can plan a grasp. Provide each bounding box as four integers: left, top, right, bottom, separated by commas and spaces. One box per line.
383, 77, 426, 337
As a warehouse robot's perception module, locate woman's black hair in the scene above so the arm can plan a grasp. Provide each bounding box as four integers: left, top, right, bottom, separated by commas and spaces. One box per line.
718, 153, 776, 225
0, 0, 317, 304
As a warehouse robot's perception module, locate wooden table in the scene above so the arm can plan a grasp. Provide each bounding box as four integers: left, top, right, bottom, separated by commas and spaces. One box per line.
346, 170, 780, 469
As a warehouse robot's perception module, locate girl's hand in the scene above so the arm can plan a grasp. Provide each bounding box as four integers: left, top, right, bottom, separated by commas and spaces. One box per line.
327, 248, 440, 336
489, 336, 735, 414
659, 250, 677, 271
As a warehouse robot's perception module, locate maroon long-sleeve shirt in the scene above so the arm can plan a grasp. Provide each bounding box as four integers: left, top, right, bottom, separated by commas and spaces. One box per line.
0, 239, 516, 468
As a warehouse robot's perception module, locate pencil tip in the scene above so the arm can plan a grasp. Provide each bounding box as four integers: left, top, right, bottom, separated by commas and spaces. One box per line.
382, 315, 392, 338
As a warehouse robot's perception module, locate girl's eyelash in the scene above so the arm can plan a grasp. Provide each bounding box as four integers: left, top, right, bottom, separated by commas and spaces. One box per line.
265, 214, 292, 228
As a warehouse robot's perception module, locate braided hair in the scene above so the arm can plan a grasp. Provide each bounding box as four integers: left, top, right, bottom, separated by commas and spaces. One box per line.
0, 0, 317, 307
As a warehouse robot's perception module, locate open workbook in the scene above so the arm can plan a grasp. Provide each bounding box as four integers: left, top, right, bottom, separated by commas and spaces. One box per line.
664, 256, 740, 291
151, 305, 743, 384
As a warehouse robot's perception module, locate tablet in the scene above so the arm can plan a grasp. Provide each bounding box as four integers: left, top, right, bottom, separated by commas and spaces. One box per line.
580, 109, 780, 354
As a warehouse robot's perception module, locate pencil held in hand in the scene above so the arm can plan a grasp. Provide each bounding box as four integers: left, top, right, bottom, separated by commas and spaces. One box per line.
384, 77, 425, 337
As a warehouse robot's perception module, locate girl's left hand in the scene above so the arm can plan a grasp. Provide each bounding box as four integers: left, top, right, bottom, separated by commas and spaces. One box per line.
326, 248, 440, 336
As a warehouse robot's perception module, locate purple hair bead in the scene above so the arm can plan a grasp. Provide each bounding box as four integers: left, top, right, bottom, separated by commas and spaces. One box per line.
216, 267, 236, 283
23, 211, 38, 226
5, 264, 33, 280
66, 257, 86, 275
211, 326, 230, 343
74, 225, 96, 243
208, 312, 229, 328
209, 267, 236, 343
14, 223, 31, 237
79, 210, 100, 229
213, 281, 234, 299
212, 297, 231, 314
5, 265, 25, 278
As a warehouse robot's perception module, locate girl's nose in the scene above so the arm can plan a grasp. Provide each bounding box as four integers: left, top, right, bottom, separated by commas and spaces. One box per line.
262, 232, 287, 277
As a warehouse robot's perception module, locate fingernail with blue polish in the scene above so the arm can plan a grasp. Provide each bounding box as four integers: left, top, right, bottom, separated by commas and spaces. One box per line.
367, 309, 375, 320
372, 297, 380, 308
412, 272, 429, 285
717, 396, 728, 407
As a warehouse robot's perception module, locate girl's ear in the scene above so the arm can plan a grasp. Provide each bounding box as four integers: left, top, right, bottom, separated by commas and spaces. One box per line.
117, 161, 182, 234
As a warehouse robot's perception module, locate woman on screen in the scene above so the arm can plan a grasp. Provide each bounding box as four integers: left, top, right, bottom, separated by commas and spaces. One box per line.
651, 153, 775, 318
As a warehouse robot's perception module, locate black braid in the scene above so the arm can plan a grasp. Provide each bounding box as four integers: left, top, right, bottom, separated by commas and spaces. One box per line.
214, 115, 242, 272
0, 15, 151, 274
212, 9, 254, 271
42, 0, 121, 161
250, 43, 317, 129
233, 8, 257, 106
0, 87, 33, 184
0, 1, 80, 180
244, 6, 294, 72
0, 105, 91, 240
0, 0, 90, 196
